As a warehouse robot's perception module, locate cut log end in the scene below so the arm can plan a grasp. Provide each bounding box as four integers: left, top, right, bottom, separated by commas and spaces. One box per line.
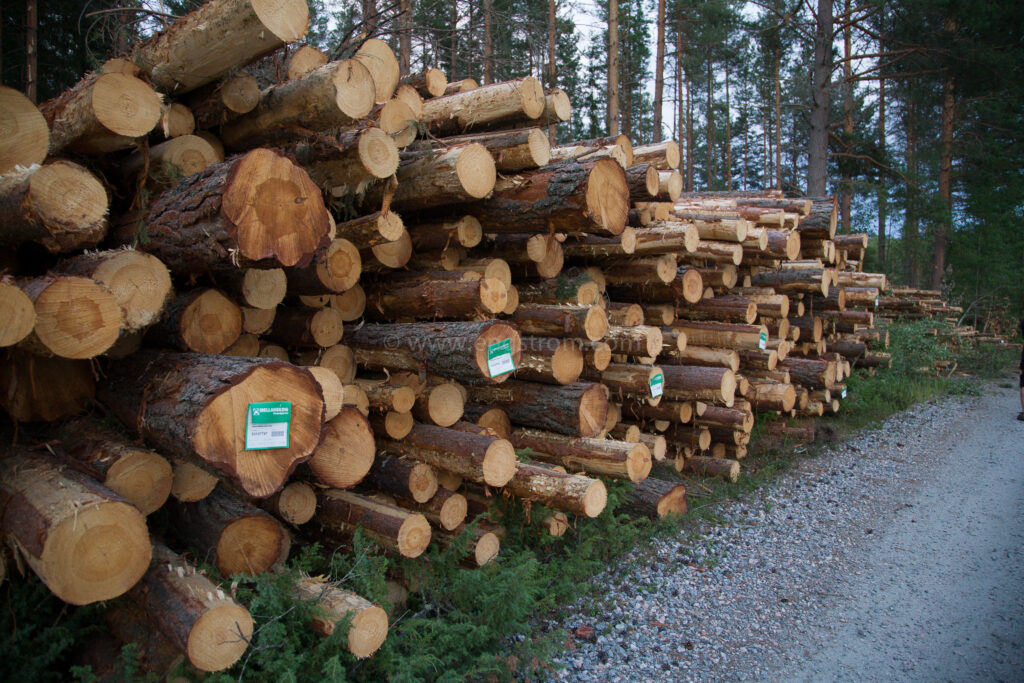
585, 158, 630, 236
0, 85, 49, 173
31, 276, 124, 358
170, 459, 218, 502
216, 514, 289, 576
474, 531, 501, 566
0, 282, 35, 346
221, 149, 331, 266
85, 250, 172, 330
180, 289, 243, 354
482, 439, 518, 487
252, 0, 310, 41
425, 382, 465, 427
309, 407, 375, 489
438, 493, 468, 530
91, 72, 163, 139
456, 143, 498, 198
191, 362, 325, 498
360, 127, 401, 179
105, 448, 174, 516
582, 478, 608, 518
188, 602, 254, 672
241, 268, 287, 310
20, 161, 109, 252
274, 481, 318, 525
397, 513, 432, 558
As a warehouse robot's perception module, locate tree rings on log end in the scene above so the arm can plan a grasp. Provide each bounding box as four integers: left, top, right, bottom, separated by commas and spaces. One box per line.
578, 383, 610, 438
31, 276, 123, 358
0, 281, 35, 346
308, 407, 375, 489
193, 362, 325, 498
216, 513, 290, 575
188, 602, 254, 671
91, 73, 163, 139
222, 149, 331, 266
0, 85, 49, 173
396, 513, 432, 558
241, 268, 287, 310
584, 158, 629, 236
481, 439, 518, 487
253, 0, 310, 42
456, 143, 497, 199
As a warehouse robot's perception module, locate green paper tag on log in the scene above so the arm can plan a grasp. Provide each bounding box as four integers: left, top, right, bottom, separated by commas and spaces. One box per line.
245, 401, 291, 450
649, 372, 664, 398
486, 339, 515, 377
758, 330, 768, 350
841, 387, 848, 398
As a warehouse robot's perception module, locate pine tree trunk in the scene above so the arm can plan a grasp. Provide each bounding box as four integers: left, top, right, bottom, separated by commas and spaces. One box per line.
379, 422, 518, 487
509, 428, 651, 481
316, 489, 432, 558
466, 381, 609, 437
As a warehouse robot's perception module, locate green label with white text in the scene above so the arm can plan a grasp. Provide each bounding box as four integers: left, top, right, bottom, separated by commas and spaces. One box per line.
487, 339, 515, 377
758, 330, 768, 350
650, 372, 664, 398
245, 401, 291, 450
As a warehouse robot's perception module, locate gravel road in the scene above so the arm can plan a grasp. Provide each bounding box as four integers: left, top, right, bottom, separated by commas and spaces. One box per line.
548, 383, 1024, 681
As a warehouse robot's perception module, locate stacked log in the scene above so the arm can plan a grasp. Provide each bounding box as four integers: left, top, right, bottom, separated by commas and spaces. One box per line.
0, 0, 947, 671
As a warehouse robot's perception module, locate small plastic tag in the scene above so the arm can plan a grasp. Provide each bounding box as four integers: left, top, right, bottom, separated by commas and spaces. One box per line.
758, 330, 768, 350
649, 372, 664, 398
841, 387, 848, 399
486, 339, 515, 377
246, 401, 291, 450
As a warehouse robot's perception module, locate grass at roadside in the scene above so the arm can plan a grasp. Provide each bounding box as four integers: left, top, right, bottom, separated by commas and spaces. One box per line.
2, 322, 1018, 683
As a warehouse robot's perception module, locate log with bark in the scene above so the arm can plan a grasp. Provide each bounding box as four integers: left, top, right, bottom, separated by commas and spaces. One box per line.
0, 450, 151, 604
749, 268, 831, 296
98, 350, 325, 498
681, 455, 739, 482
295, 576, 389, 658
507, 303, 608, 342
622, 478, 688, 518
419, 77, 545, 136
409, 378, 465, 427
347, 321, 522, 384
285, 128, 400, 193
390, 487, 467, 531
168, 488, 290, 576
266, 305, 344, 348
461, 158, 629, 236
632, 140, 681, 169
131, 0, 309, 93
660, 365, 737, 404
316, 489, 432, 558
169, 459, 219, 502
54, 417, 173, 515
364, 273, 508, 320
606, 266, 704, 305
466, 381, 609, 438
149, 288, 242, 354
432, 522, 502, 567
514, 337, 584, 385
40, 73, 162, 154
362, 142, 496, 211
128, 543, 254, 672
263, 480, 318, 525
0, 160, 108, 252
220, 59, 376, 148
668, 321, 767, 350
113, 148, 332, 272
510, 428, 651, 482
401, 68, 448, 98
437, 128, 552, 171
379, 422, 518, 487
503, 462, 607, 517
186, 73, 262, 129
407, 215, 483, 251
745, 381, 797, 412
365, 456, 439, 503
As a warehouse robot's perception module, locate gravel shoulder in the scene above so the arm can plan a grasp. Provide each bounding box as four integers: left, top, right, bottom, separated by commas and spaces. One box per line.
548, 383, 1024, 681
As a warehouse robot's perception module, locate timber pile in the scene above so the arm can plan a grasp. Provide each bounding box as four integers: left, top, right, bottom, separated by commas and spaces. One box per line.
0, 0, 975, 674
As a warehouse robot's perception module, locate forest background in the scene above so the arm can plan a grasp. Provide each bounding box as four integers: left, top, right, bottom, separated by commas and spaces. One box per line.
2, 0, 1022, 328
